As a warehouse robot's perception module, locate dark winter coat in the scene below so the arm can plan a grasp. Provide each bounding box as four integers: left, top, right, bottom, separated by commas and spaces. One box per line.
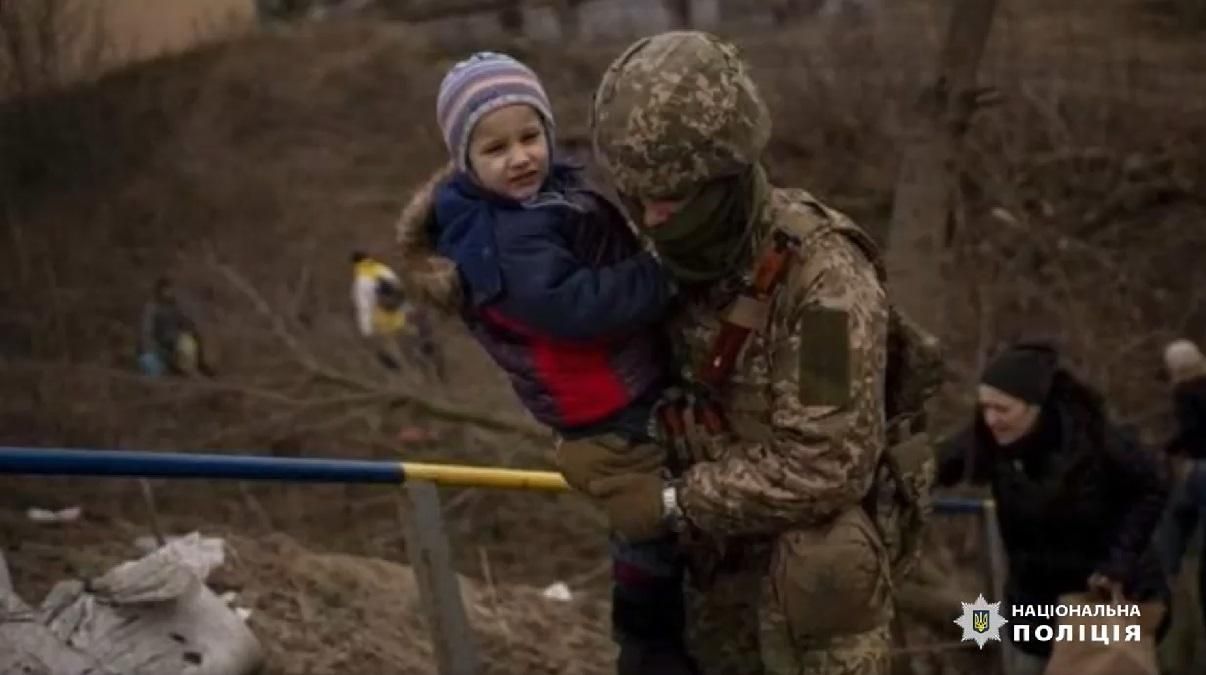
1167, 375, 1206, 459
431, 164, 673, 431
937, 372, 1170, 656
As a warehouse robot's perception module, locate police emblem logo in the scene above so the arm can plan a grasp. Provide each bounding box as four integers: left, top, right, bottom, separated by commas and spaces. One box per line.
954, 594, 1008, 648
972, 609, 990, 634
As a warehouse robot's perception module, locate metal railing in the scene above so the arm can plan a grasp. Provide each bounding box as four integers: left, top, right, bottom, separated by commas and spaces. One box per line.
0, 446, 1004, 674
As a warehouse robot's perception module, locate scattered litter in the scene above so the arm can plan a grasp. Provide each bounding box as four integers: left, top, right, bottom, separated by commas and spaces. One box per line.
989, 206, 1018, 226
26, 506, 82, 524
1, 536, 262, 674
396, 426, 437, 444
541, 581, 573, 602
218, 589, 254, 624
130, 532, 226, 581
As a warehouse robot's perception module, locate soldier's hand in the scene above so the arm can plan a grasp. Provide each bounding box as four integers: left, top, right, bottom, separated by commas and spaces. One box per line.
555, 436, 665, 497
592, 473, 666, 542
652, 391, 730, 471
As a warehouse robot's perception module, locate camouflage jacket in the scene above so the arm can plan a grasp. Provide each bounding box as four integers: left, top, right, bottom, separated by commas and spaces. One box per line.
674, 187, 889, 538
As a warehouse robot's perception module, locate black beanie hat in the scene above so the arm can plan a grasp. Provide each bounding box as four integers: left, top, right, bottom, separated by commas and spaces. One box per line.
980, 341, 1059, 405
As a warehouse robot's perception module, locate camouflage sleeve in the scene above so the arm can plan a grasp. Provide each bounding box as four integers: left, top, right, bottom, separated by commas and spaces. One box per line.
679, 232, 889, 537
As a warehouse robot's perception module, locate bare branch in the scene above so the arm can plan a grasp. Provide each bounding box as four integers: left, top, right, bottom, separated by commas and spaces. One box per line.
210, 258, 550, 442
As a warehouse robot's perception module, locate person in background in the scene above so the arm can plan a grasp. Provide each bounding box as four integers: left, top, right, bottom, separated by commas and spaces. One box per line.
1157, 339, 1206, 633
937, 341, 1170, 675
351, 250, 444, 380
139, 277, 213, 378
1165, 339, 1206, 460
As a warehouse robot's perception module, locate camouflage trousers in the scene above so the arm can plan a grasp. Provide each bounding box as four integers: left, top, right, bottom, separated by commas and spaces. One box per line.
684, 508, 893, 675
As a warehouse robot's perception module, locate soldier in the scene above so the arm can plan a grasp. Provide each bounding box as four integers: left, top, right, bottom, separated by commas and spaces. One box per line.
556, 30, 928, 674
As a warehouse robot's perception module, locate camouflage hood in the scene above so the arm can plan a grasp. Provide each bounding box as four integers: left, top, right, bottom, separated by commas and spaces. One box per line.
590, 31, 772, 200
394, 162, 463, 313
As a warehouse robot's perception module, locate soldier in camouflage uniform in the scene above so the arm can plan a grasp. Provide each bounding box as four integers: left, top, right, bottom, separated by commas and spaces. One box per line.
557, 31, 894, 674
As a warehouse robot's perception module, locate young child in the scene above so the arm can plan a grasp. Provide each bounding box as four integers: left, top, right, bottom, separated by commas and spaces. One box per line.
397, 52, 697, 674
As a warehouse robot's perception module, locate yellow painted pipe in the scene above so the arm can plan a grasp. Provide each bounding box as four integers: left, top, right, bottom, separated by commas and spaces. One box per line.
399, 461, 991, 515
400, 462, 570, 492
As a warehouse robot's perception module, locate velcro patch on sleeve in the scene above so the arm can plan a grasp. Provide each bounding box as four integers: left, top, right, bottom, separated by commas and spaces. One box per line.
797, 306, 851, 408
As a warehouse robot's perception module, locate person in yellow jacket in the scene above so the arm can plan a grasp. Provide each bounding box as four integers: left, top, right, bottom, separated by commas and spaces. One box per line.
351, 251, 445, 380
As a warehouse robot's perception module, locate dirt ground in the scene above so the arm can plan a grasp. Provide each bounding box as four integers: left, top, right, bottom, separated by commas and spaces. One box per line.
2, 0, 1205, 673
0, 499, 617, 675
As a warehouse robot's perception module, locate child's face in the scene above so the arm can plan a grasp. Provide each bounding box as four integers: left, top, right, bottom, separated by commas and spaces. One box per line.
467, 104, 549, 201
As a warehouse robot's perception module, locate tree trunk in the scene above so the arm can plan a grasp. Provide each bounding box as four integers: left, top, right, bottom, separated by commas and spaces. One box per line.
884, 0, 998, 337
665, 0, 692, 28
498, 0, 524, 34
555, 0, 582, 39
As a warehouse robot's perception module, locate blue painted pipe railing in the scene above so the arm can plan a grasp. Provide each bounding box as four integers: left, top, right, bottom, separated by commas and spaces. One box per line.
933, 496, 992, 514
0, 446, 401, 483
0, 446, 991, 513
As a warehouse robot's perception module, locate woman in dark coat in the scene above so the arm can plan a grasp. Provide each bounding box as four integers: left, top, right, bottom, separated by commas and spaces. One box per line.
938, 341, 1170, 675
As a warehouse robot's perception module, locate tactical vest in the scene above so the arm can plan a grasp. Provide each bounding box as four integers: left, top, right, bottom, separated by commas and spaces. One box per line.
677, 188, 944, 580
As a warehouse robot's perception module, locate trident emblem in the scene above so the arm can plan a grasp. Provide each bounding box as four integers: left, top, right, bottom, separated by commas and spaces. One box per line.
972, 609, 990, 633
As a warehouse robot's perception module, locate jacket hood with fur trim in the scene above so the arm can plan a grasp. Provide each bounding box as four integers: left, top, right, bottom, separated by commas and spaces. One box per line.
395, 162, 463, 313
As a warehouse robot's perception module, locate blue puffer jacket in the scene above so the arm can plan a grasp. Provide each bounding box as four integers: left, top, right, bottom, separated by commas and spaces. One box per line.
432, 163, 673, 431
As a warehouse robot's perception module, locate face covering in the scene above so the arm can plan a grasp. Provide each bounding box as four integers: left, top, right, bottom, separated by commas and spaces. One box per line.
641, 164, 768, 283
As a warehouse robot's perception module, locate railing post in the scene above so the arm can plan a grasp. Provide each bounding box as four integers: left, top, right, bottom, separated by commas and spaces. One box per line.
981, 501, 1008, 671
402, 480, 480, 675
0, 549, 11, 596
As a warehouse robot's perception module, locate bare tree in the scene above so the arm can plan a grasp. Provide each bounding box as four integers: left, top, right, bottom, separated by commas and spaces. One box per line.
554, 0, 584, 39
664, 0, 692, 28
498, 0, 525, 34
885, 0, 999, 338
0, 0, 106, 98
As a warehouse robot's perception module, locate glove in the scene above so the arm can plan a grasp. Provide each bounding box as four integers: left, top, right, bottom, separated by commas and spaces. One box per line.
652, 389, 732, 472
555, 435, 666, 498
593, 472, 667, 543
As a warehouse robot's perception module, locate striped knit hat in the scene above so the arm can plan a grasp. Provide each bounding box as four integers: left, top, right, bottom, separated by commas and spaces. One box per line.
436, 52, 555, 173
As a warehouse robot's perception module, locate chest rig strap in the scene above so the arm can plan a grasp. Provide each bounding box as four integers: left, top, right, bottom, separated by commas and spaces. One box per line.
658, 229, 802, 462
698, 228, 801, 392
